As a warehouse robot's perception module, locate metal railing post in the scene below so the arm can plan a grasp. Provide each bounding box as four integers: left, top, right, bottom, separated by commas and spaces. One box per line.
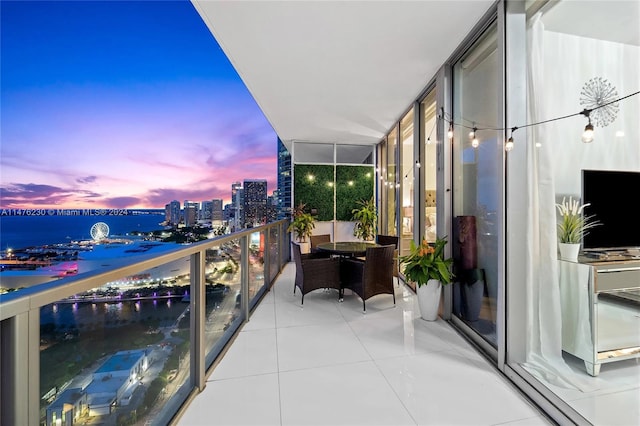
264, 228, 271, 286
240, 234, 250, 321
190, 250, 206, 391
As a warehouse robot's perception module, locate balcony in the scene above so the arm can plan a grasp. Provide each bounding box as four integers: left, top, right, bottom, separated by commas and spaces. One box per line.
178, 262, 549, 426
0, 219, 550, 425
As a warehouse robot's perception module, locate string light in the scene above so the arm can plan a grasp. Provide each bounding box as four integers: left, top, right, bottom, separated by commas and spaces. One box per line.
505, 127, 517, 152
471, 127, 479, 148
402, 159, 423, 181
438, 90, 638, 152
581, 109, 594, 143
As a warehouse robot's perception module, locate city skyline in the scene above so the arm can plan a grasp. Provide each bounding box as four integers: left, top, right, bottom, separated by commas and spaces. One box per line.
0, 1, 278, 209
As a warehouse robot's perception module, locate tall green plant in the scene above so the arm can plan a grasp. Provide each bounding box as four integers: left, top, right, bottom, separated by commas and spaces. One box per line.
287, 203, 315, 242
351, 197, 377, 241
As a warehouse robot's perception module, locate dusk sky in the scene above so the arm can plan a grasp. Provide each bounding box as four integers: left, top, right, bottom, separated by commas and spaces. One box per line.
0, 0, 277, 209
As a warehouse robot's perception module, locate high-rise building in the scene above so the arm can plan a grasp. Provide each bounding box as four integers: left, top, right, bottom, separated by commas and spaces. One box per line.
277, 138, 292, 219
211, 199, 223, 226
243, 179, 267, 227
223, 203, 232, 222
267, 190, 278, 223
231, 182, 243, 231
167, 200, 181, 226
183, 200, 199, 227
200, 200, 213, 222
164, 203, 171, 224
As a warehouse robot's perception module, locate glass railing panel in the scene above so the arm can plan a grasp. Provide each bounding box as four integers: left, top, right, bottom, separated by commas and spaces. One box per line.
248, 231, 266, 308
269, 225, 279, 283
39, 255, 192, 426
203, 239, 243, 365
2, 220, 288, 426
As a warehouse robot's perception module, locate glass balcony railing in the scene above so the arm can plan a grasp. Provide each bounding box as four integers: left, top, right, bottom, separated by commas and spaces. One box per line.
0, 220, 290, 426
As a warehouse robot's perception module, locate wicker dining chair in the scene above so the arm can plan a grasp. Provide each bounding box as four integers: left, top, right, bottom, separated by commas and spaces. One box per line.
291, 242, 341, 304
340, 244, 396, 312
376, 234, 400, 281
309, 234, 332, 254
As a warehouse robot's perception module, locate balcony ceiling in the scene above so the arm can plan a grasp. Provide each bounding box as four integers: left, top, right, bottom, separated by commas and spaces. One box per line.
191, 0, 494, 149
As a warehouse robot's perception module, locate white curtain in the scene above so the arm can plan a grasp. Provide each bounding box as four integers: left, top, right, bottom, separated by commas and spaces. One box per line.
522, 13, 597, 392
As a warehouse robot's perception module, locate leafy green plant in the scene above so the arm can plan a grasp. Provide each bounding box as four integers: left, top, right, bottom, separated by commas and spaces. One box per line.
351, 197, 377, 241
556, 197, 599, 244
399, 236, 454, 287
287, 203, 315, 242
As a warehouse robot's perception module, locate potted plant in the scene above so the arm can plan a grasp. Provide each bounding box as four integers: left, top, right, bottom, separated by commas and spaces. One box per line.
288, 203, 315, 253
351, 197, 377, 241
556, 196, 599, 261
399, 236, 453, 321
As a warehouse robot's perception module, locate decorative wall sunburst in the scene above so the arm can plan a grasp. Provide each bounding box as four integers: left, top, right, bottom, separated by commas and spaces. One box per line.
579, 77, 619, 127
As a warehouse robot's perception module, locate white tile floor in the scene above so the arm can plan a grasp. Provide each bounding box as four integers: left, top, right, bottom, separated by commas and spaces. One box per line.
535, 352, 640, 426
178, 263, 552, 426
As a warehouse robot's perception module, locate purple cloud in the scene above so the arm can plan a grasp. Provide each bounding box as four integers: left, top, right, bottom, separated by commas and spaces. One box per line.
76, 175, 97, 184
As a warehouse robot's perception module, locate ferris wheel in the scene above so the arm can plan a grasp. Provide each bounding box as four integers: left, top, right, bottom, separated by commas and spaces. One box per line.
90, 222, 110, 241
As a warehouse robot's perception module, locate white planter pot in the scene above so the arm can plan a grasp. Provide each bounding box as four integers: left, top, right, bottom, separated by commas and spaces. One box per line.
559, 243, 580, 261
293, 242, 310, 254
416, 279, 442, 321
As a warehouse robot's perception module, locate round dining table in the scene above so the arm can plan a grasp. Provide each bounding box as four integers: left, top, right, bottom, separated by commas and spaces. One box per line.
316, 241, 379, 257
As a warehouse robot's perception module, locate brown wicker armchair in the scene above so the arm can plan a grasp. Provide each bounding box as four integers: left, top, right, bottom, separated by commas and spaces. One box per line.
309, 234, 331, 254
376, 234, 399, 280
291, 242, 341, 304
340, 244, 396, 312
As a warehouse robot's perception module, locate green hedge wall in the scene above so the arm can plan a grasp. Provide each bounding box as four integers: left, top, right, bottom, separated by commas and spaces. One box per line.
294, 164, 334, 221
336, 165, 374, 221
294, 164, 374, 221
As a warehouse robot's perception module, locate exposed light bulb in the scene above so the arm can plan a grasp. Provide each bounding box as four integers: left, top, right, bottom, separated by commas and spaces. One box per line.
505, 137, 514, 152
469, 130, 475, 139
582, 123, 594, 143
447, 125, 454, 140
471, 137, 479, 148
415, 161, 421, 168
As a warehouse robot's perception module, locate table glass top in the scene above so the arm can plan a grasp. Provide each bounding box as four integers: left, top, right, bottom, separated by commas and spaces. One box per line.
316, 241, 378, 254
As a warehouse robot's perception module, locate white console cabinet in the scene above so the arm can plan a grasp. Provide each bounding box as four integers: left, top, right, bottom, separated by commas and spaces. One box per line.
558, 258, 640, 376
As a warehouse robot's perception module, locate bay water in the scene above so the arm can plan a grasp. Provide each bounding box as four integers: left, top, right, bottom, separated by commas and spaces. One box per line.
0, 211, 166, 250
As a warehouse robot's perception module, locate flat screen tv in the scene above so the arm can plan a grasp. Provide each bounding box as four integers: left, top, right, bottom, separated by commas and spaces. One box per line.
581, 169, 640, 251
